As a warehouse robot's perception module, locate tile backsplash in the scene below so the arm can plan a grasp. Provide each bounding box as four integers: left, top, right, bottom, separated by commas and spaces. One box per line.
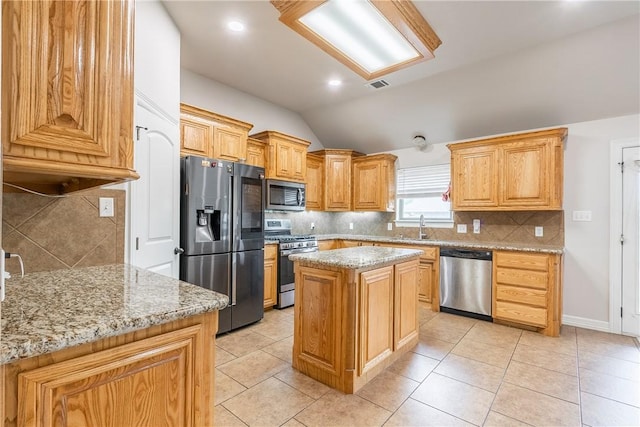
2, 189, 125, 276
267, 210, 564, 246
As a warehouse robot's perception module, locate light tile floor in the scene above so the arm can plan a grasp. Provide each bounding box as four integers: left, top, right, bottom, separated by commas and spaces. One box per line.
214, 304, 640, 426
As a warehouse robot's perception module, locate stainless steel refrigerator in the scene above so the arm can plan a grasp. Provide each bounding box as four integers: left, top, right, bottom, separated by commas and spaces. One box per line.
179, 156, 265, 334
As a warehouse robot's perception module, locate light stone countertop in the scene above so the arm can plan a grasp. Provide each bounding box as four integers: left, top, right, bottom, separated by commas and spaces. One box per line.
289, 246, 423, 269
0, 264, 228, 365
266, 234, 564, 254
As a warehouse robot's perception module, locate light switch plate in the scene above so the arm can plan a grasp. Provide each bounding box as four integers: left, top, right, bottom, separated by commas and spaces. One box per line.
457, 224, 467, 233
473, 219, 481, 234
349, 222, 353, 230
387, 223, 393, 231
572, 210, 592, 221
535, 226, 544, 237
99, 197, 114, 217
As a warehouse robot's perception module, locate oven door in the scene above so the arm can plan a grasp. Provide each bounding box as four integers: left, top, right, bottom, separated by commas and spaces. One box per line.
279, 247, 318, 292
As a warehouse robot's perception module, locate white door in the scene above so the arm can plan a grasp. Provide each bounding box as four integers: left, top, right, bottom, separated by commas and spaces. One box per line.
622, 145, 640, 336
129, 98, 180, 277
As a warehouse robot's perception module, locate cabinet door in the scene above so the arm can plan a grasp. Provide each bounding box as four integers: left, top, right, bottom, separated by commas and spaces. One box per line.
2, 0, 136, 191
264, 245, 278, 308
394, 261, 419, 351
180, 116, 212, 157
18, 325, 206, 427
246, 140, 265, 167
306, 155, 324, 210
214, 127, 247, 162
451, 147, 498, 209
418, 261, 434, 303
499, 141, 550, 207
325, 154, 352, 210
359, 266, 394, 375
353, 160, 383, 211
290, 143, 308, 182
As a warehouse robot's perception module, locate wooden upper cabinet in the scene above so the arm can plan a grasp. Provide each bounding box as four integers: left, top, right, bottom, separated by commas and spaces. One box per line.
1, 0, 139, 194
246, 137, 266, 168
449, 128, 567, 211
251, 131, 311, 183
308, 149, 364, 211
352, 154, 397, 212
450, 146, 499, 209
306, 153, 324, 210
180, 103, 253, 162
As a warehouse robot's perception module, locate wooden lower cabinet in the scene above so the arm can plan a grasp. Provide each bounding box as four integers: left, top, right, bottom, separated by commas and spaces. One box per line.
3, 312, 218, 427
293, 258, 419, 393
378, 243, 439, 311
492, 250, 562, 336
318, 240, 337, 251
264, 244, 278, 309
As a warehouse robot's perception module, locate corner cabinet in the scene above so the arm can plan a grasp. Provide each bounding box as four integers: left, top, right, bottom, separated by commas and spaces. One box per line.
251, 131, 311, 183
305, 153, 324, 210
352, 154, 397, 212
2, 0, 139, 194
180, 103, 254, 162
308, 149, 364, 211
493, 250, 563, 337
449, 128, 567, 211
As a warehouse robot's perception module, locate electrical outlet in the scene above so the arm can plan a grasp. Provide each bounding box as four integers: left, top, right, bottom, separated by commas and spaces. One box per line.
310, 222, 315, 230
473, 219, 481, 234
99, 197, 114, 217
457, 224, 467, 233
387, 223, 393, 231
535, 226, 544, 237
349, 222, 353, 230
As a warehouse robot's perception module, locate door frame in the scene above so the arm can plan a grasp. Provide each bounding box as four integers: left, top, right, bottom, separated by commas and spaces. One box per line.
609, 137, 640, 334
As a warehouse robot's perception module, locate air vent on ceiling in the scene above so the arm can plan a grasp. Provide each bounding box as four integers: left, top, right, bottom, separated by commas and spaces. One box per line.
367, 79, 389, 89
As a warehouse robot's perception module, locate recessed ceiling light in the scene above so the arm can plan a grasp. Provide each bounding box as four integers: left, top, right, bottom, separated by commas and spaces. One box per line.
227, 21, 245, 32
328, 79, 342, 87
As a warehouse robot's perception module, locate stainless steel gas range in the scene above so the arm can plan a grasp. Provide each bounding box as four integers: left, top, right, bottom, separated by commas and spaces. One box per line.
265, 219, 318, 308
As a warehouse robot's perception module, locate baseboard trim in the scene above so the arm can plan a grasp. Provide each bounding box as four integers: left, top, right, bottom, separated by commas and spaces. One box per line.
562, 315, 610, 332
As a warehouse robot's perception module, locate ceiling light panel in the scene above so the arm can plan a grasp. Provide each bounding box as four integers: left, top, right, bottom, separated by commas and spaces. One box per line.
271, 0, 442, 80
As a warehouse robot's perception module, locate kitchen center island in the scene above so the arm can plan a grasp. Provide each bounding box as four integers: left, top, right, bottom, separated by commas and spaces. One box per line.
0, 264, 228, 427
290, 246, 422, 394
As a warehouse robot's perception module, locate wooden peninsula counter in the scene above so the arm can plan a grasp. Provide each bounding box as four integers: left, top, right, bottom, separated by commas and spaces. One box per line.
289, 246, 422, 394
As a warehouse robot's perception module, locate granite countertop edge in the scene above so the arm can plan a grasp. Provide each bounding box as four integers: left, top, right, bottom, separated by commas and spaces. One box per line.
290, 246, 423, 269
268, 234, 564, 254
1, 264, 229, 365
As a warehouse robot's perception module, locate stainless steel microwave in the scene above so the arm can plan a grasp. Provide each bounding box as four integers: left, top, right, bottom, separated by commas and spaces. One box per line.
266, 179, 305, 211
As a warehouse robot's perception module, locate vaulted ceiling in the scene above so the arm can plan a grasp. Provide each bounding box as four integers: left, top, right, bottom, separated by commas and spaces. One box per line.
164, 1, 640, 153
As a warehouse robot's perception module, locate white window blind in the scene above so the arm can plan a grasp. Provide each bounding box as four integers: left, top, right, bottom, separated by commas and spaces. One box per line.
396, 164, 452, 222
397, 164, 450, 197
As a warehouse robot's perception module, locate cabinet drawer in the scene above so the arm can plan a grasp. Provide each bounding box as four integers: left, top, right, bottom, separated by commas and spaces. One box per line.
495, 301, 547, 328
495, 267, 548, 290
420, 247, 437, 260
264, 244, 278, 259
495, 252, 548, 271
496, 285, 547, 307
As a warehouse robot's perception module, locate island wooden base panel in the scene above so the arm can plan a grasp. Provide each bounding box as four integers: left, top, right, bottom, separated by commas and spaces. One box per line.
293, 335, 418, 394
2, 312, 218, 427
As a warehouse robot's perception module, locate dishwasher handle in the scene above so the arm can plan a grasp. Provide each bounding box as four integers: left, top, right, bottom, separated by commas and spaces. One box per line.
440, 247, 492, 261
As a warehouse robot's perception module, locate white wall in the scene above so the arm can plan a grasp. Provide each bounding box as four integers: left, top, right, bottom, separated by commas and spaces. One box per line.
388, 114, 640, 330
181, 69, 324, 151
135, 0, 181, 120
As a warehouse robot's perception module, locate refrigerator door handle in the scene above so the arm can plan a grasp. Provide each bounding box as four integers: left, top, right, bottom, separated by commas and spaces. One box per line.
231, 255, 237, 306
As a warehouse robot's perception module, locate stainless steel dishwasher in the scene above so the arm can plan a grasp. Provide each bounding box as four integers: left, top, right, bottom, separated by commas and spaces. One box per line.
439, 247, 493, 321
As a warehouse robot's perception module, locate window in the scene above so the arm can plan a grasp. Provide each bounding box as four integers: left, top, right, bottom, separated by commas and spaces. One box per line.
396, 164, 452, 222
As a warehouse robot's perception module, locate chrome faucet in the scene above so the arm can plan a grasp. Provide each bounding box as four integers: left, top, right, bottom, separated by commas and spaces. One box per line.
418, 214, 427, 239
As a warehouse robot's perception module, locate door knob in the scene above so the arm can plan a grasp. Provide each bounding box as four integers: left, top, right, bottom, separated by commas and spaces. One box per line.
174, 247, 184, 255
